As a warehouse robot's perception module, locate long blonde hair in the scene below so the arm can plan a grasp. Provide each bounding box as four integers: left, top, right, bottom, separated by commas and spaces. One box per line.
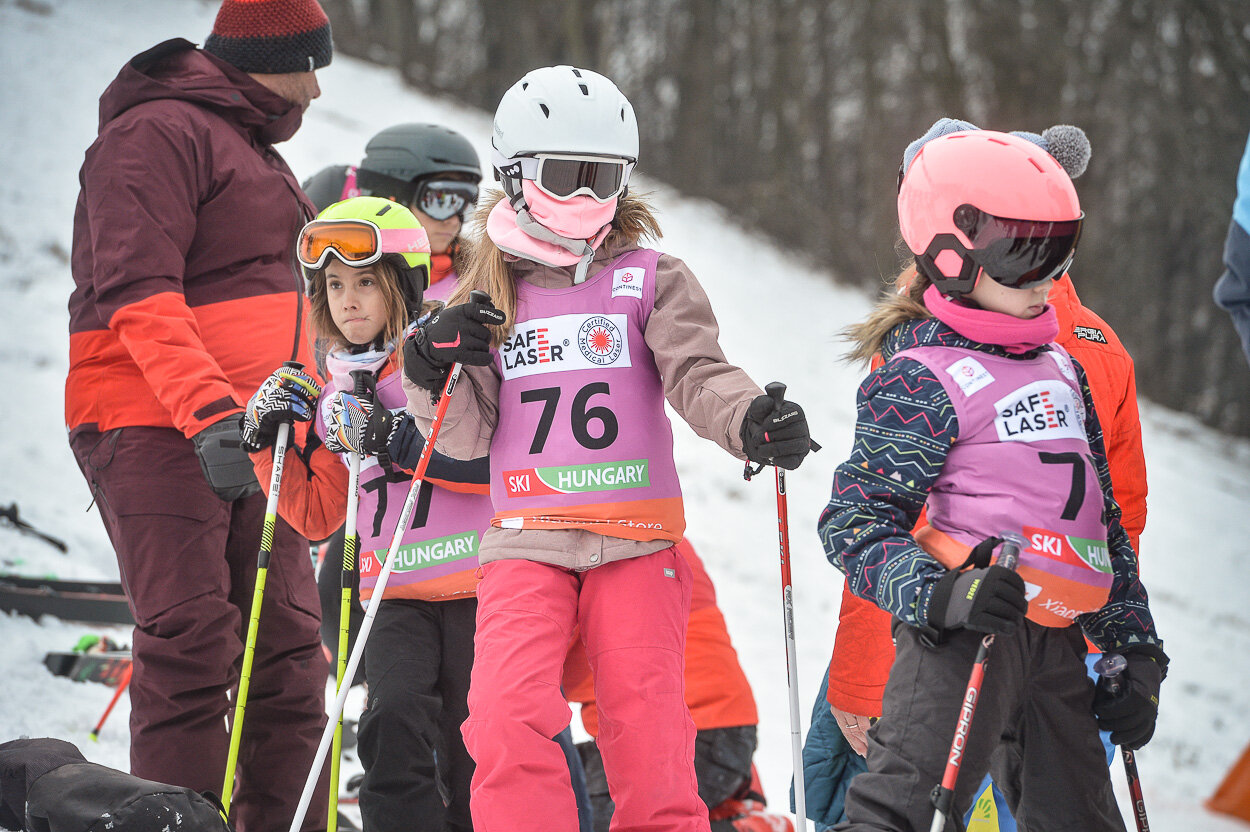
307, 258, 411, 355
448, 190, 663, 348
843, 263, 933, 365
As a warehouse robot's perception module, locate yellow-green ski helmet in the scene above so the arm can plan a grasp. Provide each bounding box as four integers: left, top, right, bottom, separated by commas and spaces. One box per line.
297, 195, 432, 314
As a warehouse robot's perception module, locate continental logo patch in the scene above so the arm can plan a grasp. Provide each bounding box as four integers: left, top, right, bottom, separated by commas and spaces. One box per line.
1074, 325, 1108, 344
945, 356, 994, 397
611, 266, 645, 299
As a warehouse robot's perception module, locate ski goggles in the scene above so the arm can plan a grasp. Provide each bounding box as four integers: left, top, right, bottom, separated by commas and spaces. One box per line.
954, 204, 1084, 289
413, 179, 479, 221
506, 153, 634, 202
297, 218, 430, 271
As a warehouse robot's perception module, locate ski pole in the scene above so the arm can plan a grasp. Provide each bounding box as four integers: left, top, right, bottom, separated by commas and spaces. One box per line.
928, 532, 1026, 832
222, 360, 308, 814
1, 503, 69, 552
327, 370, 372, 832
744, 381, 817, 831
289, 290, 494, 832
88, 661, 132, 741
1094, 653, 1151, 832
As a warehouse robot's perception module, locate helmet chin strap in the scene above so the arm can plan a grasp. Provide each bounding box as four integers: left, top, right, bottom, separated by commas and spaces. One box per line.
512, 206, 602, 284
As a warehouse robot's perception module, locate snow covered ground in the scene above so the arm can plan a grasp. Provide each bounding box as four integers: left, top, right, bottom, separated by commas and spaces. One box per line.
2, 0, 1249, 828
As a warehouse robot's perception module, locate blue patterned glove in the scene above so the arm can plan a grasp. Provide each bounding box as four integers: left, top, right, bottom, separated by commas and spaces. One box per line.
325, 392, 399, 458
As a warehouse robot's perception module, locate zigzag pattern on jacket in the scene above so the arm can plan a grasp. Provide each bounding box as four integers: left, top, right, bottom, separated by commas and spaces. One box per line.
819, 317, 1160, 654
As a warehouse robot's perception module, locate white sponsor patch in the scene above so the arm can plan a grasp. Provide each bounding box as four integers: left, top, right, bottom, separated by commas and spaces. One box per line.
993, 380, 1085, 443
500, 313, 632, 379
945, 356, 995, 397
1049, 350, 1078, 384
611, 266, 646, 299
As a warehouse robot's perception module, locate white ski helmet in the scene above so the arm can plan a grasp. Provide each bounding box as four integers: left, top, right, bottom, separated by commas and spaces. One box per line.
492, 66, 639, 204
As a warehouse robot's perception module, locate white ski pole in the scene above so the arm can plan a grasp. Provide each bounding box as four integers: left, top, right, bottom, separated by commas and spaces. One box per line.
289, 291, 492, 832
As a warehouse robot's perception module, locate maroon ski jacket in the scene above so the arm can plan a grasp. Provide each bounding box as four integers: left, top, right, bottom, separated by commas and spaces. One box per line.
67, 38, 317, 439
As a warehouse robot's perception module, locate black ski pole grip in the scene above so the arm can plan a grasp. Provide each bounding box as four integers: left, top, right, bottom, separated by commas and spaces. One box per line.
764, 380, 822, 453
469, 289, 493, 306
350, 369, 372, 398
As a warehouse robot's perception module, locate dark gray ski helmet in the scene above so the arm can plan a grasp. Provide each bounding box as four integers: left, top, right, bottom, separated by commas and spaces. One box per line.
360, 123, 482, 184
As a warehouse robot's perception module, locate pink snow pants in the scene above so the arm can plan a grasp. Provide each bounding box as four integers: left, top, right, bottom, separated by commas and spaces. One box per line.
463, 547, 709, 832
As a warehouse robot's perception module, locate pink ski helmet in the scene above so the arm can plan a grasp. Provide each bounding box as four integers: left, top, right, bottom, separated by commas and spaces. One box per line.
898, 130, 1084, 296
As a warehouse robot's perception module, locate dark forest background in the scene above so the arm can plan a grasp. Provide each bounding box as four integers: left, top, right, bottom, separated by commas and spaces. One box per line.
324, 0, 1250, 435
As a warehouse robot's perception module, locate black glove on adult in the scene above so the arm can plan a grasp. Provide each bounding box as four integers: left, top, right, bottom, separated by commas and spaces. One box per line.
192, 414, 262, 502
1093, 651, 1164, 750
739, 394, 811, 470
927, 564, 1028, 635
402, 299, 505, 391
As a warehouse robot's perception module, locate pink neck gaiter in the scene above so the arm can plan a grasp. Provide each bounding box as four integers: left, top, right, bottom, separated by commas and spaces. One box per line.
924, 284, 1059, 354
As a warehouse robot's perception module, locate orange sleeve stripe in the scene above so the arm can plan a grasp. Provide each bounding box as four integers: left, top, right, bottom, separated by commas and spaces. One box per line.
69, 290, 316, 436
107, 292, 241, 437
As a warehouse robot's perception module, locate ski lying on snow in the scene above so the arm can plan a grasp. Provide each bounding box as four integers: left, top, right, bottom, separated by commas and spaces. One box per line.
44, 649, 132, 686
0, 573, 134, 625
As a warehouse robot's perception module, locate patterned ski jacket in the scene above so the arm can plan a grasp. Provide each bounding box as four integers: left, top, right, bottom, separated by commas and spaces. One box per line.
818, 316, 1162, 659
67, 39, 316, 438
827, 273, 1151, 714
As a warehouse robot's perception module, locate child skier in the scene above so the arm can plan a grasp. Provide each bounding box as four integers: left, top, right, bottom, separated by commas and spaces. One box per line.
301, 122, 482, 295
818, 130, 1167, 831
399, 65, 813, 832
239, 196, 490, 831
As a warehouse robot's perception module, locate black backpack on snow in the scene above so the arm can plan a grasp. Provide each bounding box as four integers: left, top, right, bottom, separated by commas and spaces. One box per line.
0, 738, 232, 832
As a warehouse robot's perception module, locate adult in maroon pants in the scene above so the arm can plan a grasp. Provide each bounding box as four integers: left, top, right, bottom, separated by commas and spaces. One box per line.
70, 428, 328, 827
66, 2, 334, 829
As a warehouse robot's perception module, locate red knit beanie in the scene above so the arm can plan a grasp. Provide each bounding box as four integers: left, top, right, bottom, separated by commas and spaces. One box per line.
203, 0, 332, 74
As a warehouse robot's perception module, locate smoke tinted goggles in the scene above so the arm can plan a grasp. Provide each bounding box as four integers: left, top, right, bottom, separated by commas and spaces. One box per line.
414, 179, 479, 221
508, 153, 633, 202
954, 204, 1084, 289
297, 218, 429, 271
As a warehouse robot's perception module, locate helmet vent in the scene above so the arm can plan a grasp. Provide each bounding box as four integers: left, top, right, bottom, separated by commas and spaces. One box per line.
1029, 158, 1045, 172
376, 203, 393, 215
521, 82, 529, 90
579, 84, 589, 95
539, 103, 550, 118
572, 68, 583, 77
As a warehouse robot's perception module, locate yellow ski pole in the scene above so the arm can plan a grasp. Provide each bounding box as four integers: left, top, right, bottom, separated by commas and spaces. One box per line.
221, 360, 308, 814
328, 370, 371, 832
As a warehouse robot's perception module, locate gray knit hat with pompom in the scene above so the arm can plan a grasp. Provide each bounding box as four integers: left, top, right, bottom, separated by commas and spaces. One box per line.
901, 118, 1091, 181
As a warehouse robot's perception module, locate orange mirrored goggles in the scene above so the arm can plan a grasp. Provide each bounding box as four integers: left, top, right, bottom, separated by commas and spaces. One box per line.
297, 218, 430, 271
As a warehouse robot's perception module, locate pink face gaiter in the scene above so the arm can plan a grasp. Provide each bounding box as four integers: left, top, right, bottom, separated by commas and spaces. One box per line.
924, 284, 1059, 354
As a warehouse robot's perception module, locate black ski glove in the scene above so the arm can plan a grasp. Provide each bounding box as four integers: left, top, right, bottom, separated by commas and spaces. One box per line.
739, 394, 811, 470
1093, 650, 1164, 750
402, 299, 505, 391
926, 564, 1028, 636
192, 414, 262, 502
